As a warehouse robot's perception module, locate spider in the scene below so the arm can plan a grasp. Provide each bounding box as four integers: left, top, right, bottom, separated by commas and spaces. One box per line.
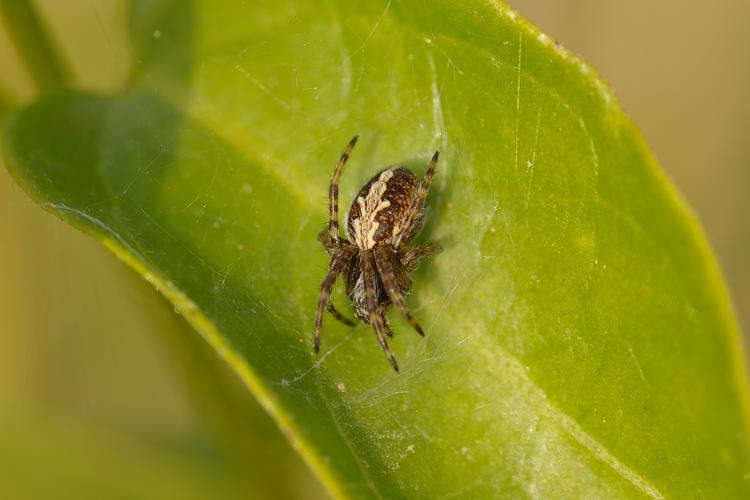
314, 136, 441, 372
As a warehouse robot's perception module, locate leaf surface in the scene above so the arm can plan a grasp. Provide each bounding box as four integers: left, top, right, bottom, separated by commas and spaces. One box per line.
3, 0, 749, 497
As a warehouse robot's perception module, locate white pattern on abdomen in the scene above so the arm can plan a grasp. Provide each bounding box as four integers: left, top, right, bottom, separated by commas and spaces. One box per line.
351, 169, 394, 249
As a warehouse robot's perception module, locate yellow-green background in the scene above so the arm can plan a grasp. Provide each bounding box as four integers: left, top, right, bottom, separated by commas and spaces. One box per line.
1, 1, 747, 497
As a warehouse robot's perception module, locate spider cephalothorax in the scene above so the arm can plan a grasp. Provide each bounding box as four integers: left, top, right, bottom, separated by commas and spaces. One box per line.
315, 136, 440, 372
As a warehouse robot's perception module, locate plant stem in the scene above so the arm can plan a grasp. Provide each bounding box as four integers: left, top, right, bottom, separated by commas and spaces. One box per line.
0, 0, 70, 94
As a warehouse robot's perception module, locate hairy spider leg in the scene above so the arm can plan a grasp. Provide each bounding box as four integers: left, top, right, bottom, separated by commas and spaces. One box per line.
393, 151, 439, 247
362, 250, 399, 372
328, 302, 354, 326
314, 247, 355, 352
375, 246, 424, 337
380, 309, 394, 337
328, 135, 359, 242
317, 227, 338, 255
402, 244, 442, 272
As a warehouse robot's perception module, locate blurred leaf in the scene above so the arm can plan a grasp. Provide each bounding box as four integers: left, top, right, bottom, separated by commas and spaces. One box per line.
0, 0, 70, 93
0, 411, 246, 500
125, 269, 326, 499
0, 84, 16, 122
3, 0, 750, 498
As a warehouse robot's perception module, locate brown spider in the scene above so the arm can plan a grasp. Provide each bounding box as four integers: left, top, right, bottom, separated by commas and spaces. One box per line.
315, 136, 440, 372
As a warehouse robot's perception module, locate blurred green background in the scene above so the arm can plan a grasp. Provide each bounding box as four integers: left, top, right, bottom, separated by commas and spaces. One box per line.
0, 0, 747, 497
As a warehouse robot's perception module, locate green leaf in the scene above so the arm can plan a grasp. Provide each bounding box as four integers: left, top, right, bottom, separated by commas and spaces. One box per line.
0, 0, 71, 93
125, 269, 328, 500
3, 0, 749, 497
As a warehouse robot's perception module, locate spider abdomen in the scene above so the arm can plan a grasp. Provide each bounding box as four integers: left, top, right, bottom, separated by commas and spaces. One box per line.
346, 166, 419, 249
344, 252, 412, 323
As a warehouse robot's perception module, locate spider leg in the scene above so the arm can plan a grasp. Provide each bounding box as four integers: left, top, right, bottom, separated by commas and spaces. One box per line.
328, 135, 358, 242
375, 247, 424, 337
328, 302, 355, 326
402, 244, 442, 272
362, 250, 399, 372
379, 309, 394, 337
318, 227, 338, 255
393, 151, 439, 247
314, 247, 354, 353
